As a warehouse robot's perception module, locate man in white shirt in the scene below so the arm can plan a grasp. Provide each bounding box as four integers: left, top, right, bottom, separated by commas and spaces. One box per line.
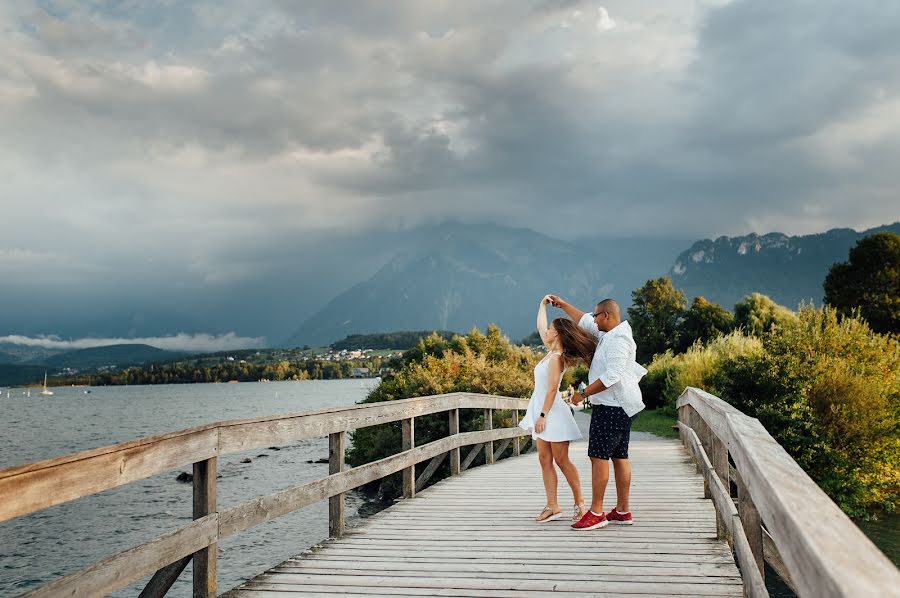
549, 295, 646, 530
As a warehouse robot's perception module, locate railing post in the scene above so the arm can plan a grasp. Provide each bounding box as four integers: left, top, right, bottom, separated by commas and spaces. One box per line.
484, 409, 494, 464
192, 456, 216, 598
448, 409, 460, 476
735, 471, 765, 578
513, 409, 521, 456
329, 431, 346, 537
402, 417, 415, 498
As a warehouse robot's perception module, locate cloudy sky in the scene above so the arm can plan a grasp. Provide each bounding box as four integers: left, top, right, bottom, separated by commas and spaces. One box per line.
2, 0, 899, 347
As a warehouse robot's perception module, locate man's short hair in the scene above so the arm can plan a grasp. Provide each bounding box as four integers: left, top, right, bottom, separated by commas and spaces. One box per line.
596, 299, 620, 319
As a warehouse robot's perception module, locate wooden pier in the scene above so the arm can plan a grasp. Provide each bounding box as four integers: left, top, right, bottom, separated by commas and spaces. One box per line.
2, 389, 899, 598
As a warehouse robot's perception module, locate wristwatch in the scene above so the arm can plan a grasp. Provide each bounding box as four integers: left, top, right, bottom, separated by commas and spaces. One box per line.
539, 412, 546, 418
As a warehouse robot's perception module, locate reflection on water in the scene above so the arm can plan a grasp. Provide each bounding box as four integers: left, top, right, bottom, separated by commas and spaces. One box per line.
0, 379, 379, 598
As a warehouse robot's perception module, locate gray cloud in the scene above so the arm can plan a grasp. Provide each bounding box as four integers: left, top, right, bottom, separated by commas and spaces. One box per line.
1, 0, 899, 339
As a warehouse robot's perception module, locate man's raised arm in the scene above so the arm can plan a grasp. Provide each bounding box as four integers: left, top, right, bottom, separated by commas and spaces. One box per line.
548, 295, 586, 322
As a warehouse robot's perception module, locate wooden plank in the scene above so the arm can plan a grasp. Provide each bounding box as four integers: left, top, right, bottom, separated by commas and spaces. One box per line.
329, 431, 346, 538
401, 418, 415, 498
731, 513, 769, 598
448, 409, 460, 475
22, 515, 218, 598
193, 457, 217, 598
138, 555, 191, 598
219, 429, 521, 538
678, 387, 900, 597
218, 392, 529, 455
0, 427, 218, 522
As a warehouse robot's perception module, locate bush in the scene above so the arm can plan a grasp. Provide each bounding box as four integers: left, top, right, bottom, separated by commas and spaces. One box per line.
672, 306, 899, 516
347, 325, 540, 499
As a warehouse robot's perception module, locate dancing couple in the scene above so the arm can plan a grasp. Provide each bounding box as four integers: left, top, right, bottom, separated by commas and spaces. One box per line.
518, 294, 647, 530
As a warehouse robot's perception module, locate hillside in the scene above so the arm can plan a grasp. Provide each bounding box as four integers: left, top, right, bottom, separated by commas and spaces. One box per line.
27, 344, 188, 371
669, 223, 900, 309
288, 223, 683, 345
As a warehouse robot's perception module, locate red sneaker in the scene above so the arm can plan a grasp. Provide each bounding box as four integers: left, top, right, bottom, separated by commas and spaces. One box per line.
608, 508, 633, 525
571, 510, 608, 530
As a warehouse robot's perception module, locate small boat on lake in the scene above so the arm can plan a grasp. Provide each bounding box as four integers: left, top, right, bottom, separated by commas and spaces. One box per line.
39, 372, 54, 396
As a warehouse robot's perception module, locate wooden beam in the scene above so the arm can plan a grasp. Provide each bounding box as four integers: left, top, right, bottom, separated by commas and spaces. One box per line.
402, 417, 415, 498
484, 409, 494, 465
138, 555, 191, 598
448, 409, 460, 476
492, 438, 512, 462
735, 469, 764, 577
678, 387, 900, 597
512, 410, 521, 456
192, 457, 216, 598
461, 443, 483, 471
21, 516, 218, 598
415, 452, 448, 492
762, 527, 798, 595
329, 431, 346, 538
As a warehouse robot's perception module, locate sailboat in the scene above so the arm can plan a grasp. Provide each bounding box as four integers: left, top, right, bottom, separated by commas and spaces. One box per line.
39, 372, 54, 396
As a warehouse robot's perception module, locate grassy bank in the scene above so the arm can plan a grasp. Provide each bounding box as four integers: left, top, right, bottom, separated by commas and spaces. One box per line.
583, 406, 679, 439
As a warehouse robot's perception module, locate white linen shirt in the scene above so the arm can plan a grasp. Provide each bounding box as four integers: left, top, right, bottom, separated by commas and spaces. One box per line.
578, 314, 647, 417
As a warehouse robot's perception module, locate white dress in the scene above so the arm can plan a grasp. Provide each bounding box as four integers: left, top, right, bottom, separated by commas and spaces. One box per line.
518, 351, 583, 442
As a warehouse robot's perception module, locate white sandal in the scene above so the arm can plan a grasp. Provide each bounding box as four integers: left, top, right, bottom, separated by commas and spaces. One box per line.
572, 503, 587, 522
535, 506, 562, 523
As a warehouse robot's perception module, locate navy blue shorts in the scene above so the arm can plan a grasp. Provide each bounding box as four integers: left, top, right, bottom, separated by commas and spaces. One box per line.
588, 405, 636, 460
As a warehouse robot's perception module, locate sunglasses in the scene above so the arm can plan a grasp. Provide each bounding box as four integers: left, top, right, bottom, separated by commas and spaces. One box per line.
591, 311, 610, 319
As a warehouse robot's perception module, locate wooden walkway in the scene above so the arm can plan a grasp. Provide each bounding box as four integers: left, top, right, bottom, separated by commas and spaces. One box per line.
226, 426, 743, 597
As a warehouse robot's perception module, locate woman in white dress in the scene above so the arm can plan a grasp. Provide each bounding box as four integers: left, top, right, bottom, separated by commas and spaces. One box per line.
520, 295, 597, 522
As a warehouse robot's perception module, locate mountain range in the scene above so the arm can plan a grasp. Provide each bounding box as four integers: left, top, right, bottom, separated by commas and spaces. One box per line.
289, 221, 899, 345
669, 223, 900, 310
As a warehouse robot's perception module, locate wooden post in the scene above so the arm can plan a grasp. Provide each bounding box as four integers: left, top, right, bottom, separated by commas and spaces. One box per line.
402, 417, 415, 498
192, 457, 216, 598
484, 409, 494, 464
513, 409, 521, 456
329, 431, 346, 537
448, 409, 460, 476
735, 471, 765, 578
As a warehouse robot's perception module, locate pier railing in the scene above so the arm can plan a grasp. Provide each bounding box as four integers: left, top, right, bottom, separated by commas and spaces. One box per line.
677, 387, 900, 598
0, 392, 530, 598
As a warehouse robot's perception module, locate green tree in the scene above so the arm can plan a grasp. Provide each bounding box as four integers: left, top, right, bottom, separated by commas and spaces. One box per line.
734, 292, 796, 336
677, 296, 734, 352
628, 277, 687, 363
824, 232, 900, 334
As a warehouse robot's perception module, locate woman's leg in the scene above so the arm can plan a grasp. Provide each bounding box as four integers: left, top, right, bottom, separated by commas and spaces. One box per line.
535, 438, 560, 520
551, 441, 584, 510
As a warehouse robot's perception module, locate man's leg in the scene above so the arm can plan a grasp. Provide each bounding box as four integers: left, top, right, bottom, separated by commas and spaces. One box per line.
589, 457, 609, 513
611, 458, 631, 512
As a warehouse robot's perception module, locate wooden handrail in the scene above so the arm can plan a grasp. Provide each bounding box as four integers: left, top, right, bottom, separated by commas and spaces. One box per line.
5, 392, 529, 598
677, 387, 900, 598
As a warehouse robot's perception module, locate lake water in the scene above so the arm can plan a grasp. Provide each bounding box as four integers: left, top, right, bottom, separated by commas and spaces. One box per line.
0, 379, 380, 597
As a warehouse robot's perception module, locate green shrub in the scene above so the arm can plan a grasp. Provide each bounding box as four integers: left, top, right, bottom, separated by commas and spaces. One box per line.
347, 324, 540, 499
703, 307, 899, 516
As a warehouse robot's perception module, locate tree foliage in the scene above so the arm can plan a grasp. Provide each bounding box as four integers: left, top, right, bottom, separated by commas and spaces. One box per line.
824, 232, 900, 334
628, 277, 687, 363
733, 292, 797, 336
677, 296, 735, 352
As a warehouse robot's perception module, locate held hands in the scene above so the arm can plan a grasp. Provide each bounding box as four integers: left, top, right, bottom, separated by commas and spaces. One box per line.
541, 294, 553, 306
548, 294, 564, 308
535, 415, 546, 434
570, 392, 585, 405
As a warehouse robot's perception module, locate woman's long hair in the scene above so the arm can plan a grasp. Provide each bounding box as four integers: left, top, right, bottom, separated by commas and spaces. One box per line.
551, 317, 597, 368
